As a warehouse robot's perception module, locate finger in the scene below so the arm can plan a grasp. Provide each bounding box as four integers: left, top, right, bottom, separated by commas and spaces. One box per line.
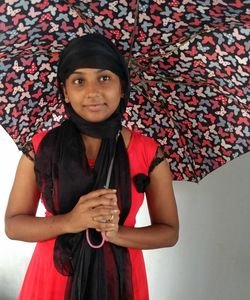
91, 207, 119, 220
93, 222, 116, 232
102, 193, 117, 202
80, 197, 117, 210
92, 209, 120, 226
82, 189, 117, 201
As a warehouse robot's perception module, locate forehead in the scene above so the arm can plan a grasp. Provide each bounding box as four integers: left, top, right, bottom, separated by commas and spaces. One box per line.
69, 68, 120, 77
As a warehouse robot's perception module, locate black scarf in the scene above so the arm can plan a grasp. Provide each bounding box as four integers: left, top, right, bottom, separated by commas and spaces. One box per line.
34, 34, 134, 299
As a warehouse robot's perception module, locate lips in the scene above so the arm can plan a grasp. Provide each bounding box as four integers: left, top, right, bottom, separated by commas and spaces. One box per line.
83, 103, 106, 112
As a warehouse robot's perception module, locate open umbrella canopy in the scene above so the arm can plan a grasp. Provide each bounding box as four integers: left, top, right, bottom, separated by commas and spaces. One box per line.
0, 0, 249, 182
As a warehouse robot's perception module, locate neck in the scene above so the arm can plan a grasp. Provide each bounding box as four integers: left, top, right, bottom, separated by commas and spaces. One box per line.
82, 135, 102, 160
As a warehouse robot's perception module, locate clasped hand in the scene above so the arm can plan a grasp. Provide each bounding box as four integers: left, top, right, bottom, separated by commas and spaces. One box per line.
65, 189, 120, 241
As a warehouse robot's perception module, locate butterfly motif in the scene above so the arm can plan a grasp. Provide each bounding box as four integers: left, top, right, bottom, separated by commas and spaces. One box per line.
180, 52, 193, 62
135, 118, 145, 129
5, 0, 17, 4
0, 96, 8, 103
5, 103, 16, 114
20, 57, 33, 67
194, 53, 207, 63
47, 72, 57, 83
0, 14, 8, 24
39, 13, 52, 23
52, 113, 64, 123
215, 107, 227, 117
235, 125, 244, 137
56, 12, 70, 22
223, 55, 236, 67
24, 17, 37, 26
27, 72, 39, 81
39, 63, 51, 72
13, 61, 24, 72
155, 114, 164, 124
49, 22, 59, 32
224, 66, 234, 76
7, 6, 21, 16
17, 22, 30, 32
215, 45, 228, 56
231, 143, 244, 154
235, 42, 245, 56
139, 12, 150, 23
92, 15, 103, 27
36, 0, 50, 10
28, 7, 41, 18
19, 114, 30, 124
218, 56, 230, 67
20, 92, 30, 101
223, 33, 234, 45
13, 86, 24, 95
235, 56, 247, 65
243, 126, 250, 137
12, 107, 23, 118
108, 1, 118, 12
26, 63, 37, 74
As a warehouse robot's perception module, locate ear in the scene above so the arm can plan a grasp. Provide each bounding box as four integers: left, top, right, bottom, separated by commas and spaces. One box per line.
61, 83, 69, 103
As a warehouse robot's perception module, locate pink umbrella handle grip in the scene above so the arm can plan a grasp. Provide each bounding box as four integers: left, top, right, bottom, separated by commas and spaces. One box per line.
86, 229, 105, 248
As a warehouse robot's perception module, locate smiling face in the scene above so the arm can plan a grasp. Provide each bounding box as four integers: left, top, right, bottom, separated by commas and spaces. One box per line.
62, 68, 123, 123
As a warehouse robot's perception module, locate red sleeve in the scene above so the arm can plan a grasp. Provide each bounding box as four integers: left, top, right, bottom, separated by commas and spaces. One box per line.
128, 131, 159, 175
32, 131, 48, 153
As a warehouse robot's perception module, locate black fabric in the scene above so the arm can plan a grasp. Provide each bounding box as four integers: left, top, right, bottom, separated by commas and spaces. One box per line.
34, 34, 133, 300
148, 145, 165, 174
64, 103, 122, 139
22, 140, 35, 161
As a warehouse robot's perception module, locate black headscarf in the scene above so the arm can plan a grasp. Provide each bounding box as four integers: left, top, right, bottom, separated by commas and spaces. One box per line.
34, 34, 133, 300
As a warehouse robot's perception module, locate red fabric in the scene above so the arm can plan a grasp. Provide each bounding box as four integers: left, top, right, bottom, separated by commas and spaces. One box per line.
19, 130, 158, 300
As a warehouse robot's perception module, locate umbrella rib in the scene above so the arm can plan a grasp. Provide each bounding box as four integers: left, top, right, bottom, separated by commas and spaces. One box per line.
135, 74, 249, 112
127, 0, 140, 67
140, 26, 216, 61
63, 0, 140, 66
63, 0, 94, 34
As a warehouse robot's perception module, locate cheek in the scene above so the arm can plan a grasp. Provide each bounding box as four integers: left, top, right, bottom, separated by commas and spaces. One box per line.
65, 89, 82, 103
111, 85, 122, 100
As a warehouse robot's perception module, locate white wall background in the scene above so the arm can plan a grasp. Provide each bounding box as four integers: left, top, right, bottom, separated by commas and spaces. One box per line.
0, 125, 250, 300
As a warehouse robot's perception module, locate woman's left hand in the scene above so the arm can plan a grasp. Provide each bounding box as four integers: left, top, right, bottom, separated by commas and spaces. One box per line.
95, 202, 120, 242
102, 210, 120, 242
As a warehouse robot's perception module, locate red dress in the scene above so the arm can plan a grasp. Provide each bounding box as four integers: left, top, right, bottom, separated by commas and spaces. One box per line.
19, 130, 158, 300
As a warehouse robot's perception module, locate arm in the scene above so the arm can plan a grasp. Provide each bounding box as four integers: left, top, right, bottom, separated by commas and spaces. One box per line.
5, 155, 119, 242
105, 159, 179, 249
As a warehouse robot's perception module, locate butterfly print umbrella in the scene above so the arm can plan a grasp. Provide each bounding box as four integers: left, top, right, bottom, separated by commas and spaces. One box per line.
0, 0, 249, 182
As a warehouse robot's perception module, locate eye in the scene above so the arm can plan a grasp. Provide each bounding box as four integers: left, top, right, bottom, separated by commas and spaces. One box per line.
73, 78, 84, 85
99, 75, 111, 82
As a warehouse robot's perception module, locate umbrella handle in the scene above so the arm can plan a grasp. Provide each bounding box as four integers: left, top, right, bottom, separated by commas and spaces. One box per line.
86, 229, 106, 249
86, 130, 120, 248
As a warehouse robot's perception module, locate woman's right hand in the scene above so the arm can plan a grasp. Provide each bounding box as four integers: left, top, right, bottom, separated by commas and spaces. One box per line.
63, 189, 119, 234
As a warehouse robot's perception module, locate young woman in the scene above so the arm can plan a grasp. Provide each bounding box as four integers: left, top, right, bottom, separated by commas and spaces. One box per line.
5, 34, 179, 300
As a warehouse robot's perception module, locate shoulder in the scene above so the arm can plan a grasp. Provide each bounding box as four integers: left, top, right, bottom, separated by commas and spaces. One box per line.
124, 127, 159, 168
122, 126, 158, 148
132, 130, 157, 146
129, 129, 158, 154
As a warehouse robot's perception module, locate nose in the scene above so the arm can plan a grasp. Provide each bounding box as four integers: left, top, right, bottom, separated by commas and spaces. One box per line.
84, 80, 99, 99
